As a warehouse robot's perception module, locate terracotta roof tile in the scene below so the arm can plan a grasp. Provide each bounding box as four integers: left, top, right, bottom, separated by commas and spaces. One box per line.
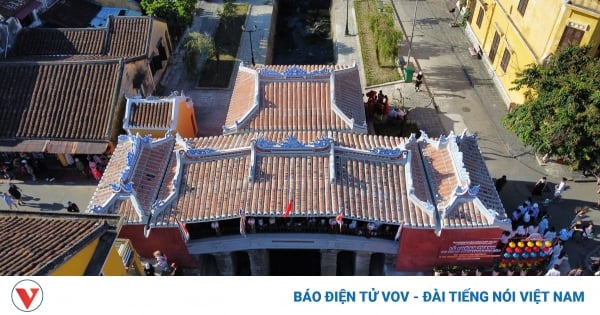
127, 101, 173, 129
225, 65, 365, 133
0, 60, 120, 140
106, 16, 151, 57
0, 213, 112, 276
13, 28, 107, 56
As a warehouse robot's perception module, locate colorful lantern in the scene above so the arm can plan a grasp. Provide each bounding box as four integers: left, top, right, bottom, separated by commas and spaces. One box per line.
544, 240, 553, 247
505, 247, 513, 253
527, 241, 534, 247
517, 241, 525, 248
535, 240, 543, 247
504, 253, 511, 259
509, 241, 516, 248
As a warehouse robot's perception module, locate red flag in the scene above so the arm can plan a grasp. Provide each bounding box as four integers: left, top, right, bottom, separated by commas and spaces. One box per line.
283, 199, 293, 218
336, 214, 343, 232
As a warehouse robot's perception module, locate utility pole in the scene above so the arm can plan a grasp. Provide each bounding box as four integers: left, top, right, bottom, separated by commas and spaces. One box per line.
345, 0, 350, 36
406, 0, 419, 68
241, 25, 257, 66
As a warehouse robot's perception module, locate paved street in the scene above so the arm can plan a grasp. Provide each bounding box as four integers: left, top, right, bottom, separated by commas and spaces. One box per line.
6, 0, 598, 274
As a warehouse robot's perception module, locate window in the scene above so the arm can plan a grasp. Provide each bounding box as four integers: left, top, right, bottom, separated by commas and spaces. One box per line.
476, 7, 484, 28
517, 0, 529, 16
557, 26, 584, 50
489, 32, 500, 62
500, 49, 511, 72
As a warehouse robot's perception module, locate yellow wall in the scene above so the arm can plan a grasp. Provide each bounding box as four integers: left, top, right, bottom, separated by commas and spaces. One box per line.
176, 98, 198, 138
50, 239, 100, 276
469, 0, 600, 105
101, 247, 129, 276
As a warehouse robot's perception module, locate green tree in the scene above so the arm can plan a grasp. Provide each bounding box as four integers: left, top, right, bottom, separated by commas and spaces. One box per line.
140, 0, 195, 40
183, 32, 215, 76
368, 5, 402, 65
502, 45, 600, 170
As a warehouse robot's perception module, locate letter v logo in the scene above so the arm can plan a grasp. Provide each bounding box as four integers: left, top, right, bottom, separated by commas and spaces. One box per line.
12, 279, 44, 312
16, 288, 39, 309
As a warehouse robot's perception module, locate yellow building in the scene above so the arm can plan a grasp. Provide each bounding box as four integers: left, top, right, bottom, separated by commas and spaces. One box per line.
123, 93, 199, 139
466, 0, 600, 105
0, 210, 144, 276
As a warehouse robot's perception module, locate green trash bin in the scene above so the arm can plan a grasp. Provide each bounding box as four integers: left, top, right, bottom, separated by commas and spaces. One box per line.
404, 66, 415, 83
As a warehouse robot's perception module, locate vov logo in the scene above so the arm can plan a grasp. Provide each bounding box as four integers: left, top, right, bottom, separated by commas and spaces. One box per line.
11, 279, 43, 312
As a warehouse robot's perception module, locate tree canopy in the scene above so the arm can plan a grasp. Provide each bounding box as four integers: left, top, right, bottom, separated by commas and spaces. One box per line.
368, 5, 402, 64
183, 32, 214, 76
140, 0, 196, 40
502, 45, 600, 170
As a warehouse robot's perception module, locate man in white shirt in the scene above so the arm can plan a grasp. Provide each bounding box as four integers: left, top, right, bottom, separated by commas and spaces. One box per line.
545, 264, 561, 276
554, 177, 567, 200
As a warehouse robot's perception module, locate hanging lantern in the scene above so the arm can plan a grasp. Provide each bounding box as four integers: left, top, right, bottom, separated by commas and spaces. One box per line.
515, 247, 522, 254
544, 240, 553, 247
505, 247, 513, 254
508, 241, 516, 248
535, 240, 543, 247
517, 241, 525, 248
527, 241, 534, 247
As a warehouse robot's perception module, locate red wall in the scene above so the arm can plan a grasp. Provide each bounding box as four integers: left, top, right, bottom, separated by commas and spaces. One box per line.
119, 225, 199, 268
395, 227, 503, 272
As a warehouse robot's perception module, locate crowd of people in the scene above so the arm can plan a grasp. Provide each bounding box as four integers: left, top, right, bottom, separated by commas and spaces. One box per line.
364, 90, 406, 122
494, 173, 598, 276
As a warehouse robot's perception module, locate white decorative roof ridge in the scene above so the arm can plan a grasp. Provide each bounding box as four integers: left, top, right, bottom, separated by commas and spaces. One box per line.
329, 68, 368, 133
223, 65, 260, 135
257, 65, 332, 81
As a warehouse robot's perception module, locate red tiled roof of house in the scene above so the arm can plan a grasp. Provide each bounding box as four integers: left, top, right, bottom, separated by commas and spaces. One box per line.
224, 65, 367, 134
13, 28, 107, 56
12, 16, 154, 59
106, 16, 152, 57
88, 135, 176, 219
0, 59, 121, 141
127, 101, 173, 129
92, 131, 508, 231
0, 211, 118, 276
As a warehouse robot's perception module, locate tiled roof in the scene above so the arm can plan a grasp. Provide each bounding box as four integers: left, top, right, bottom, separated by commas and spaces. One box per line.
91, 131, 506, 231
87, 135, 176, 219
106, 16, 152, 57
224, 65, 367, 134
127, 100, 173, 129
0, 211, 119, 276
13, 28, 107, 56
11, 16, 153, 59
0, 59, 121, 140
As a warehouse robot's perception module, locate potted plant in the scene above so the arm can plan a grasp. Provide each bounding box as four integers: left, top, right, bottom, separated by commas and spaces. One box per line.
433, 266, 445, 276
475, 266, 484, 276
461, 266, 472, 276
447, 265, 459, 276
506, 265, 516, 276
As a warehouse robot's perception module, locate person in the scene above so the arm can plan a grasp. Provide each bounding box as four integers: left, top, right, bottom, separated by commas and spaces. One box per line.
584, 222, 594, 239
571, 219, 585, 242
377, 90, 384, 103
415, 71, 423, 92
567, 267, 584, 276
143, 262, 155, 276
75, 158, 87, 176
67, 201, 80, 213
495, 175, 507, 192
22, 160, 36, 181
153, 250, 169, 273
554, 177, 567, 200
8, 183, 24, 206
545, 264, 561, 276
531, 176, 547, 196
2, 192, 18, 210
